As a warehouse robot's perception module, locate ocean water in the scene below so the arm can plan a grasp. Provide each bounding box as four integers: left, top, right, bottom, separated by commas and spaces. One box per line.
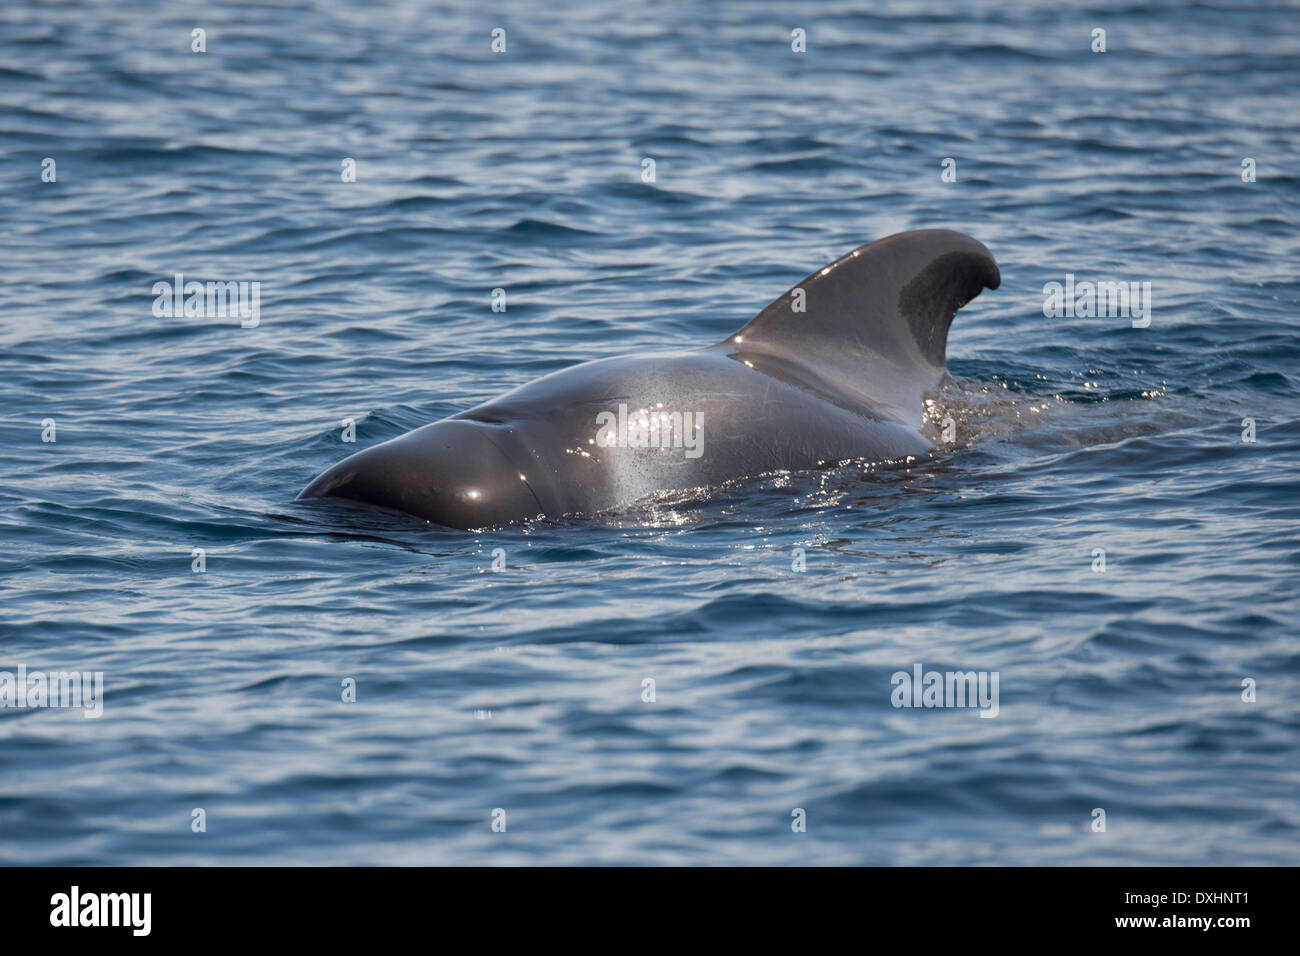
1, 0, 1298, 865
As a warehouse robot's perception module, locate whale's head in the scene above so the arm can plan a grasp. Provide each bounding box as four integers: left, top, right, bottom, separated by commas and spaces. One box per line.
297, 419, 545, 529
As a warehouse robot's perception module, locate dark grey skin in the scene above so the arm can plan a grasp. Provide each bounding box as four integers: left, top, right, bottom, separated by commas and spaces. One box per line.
299, 229, 1000, 528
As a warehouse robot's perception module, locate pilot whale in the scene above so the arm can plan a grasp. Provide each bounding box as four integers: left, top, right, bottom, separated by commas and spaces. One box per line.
299, 229, 1000, 528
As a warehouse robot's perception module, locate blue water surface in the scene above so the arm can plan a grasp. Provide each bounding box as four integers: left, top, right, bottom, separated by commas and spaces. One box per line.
1, 0, 1298, 865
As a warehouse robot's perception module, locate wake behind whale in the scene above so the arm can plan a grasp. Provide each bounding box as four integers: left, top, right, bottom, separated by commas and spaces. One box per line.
299, 229, 1000, 529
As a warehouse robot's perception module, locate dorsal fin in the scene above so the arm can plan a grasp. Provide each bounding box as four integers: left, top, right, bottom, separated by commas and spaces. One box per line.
722, 229, 1000, 425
